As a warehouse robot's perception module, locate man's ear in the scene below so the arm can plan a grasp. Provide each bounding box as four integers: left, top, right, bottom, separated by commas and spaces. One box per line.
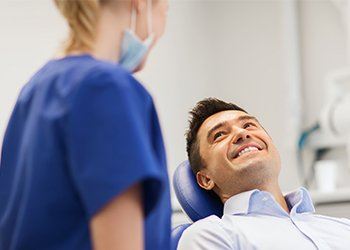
196, 171, 215, 190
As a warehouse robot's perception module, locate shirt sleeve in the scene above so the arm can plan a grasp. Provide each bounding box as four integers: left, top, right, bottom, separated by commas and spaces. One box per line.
65, 69, 163, 218
177, 216, 236, 250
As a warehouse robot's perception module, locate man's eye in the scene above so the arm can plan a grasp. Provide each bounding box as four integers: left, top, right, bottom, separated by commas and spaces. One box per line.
213, 131, 225, 141
243, 122, 256, 129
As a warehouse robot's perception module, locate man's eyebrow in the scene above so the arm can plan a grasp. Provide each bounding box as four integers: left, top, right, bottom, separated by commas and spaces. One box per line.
237, 115, 259, 123
207, 121, 230, 141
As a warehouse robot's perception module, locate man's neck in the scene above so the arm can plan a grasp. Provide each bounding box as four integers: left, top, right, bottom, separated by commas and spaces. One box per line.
263, 185, 290, 213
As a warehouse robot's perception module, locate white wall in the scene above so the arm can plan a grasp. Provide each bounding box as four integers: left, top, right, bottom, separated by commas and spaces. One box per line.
2, 0, 345, 210
139, 1, 301, 193
299, 0, 346, 126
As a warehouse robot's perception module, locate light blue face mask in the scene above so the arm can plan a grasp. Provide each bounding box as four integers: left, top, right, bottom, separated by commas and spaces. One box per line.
119, 0, 154, 72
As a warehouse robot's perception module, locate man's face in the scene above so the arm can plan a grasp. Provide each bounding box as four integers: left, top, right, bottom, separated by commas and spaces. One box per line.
196, 110, 281, 200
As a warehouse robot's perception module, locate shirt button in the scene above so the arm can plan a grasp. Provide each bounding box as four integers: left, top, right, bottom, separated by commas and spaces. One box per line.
262, 197, 268, 201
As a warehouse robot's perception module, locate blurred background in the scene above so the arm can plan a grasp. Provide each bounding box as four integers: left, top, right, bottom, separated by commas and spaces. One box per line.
1, 0, 350, 226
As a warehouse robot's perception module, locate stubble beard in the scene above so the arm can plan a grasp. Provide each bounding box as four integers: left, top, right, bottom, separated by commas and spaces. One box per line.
228, 158, 275, 194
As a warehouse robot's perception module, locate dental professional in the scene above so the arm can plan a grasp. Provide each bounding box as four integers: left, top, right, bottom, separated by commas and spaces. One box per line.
0, 0, 170, 249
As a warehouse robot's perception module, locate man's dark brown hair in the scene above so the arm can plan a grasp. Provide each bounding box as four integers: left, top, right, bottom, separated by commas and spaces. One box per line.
186, 98, 247, 174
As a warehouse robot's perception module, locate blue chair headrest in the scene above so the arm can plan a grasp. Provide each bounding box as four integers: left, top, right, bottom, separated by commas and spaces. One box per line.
173, 160, 223, 221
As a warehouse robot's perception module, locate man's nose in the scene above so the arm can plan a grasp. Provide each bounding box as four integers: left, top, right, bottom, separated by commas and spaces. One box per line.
232, 128, 251, 144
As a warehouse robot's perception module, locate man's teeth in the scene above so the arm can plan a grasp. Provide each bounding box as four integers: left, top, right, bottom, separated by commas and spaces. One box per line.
238, 146, 259, 157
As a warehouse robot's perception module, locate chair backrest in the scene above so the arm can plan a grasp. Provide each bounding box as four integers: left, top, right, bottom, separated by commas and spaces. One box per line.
173, 160, 223, 221
172, 160, 223, 248
170, 223, 191, 250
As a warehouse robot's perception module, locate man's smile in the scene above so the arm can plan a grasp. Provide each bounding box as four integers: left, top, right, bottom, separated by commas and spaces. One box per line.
231, 142, 263, 159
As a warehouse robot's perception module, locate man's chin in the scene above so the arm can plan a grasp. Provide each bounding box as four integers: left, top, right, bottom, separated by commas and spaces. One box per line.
235, 157, 268, 172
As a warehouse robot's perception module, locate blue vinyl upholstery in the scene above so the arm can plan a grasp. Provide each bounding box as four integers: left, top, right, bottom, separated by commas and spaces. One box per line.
171, 224, 191, 250
171, 160, 223, 248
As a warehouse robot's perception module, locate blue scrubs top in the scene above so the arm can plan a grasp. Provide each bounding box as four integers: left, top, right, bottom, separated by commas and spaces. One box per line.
0, 55, 171, 250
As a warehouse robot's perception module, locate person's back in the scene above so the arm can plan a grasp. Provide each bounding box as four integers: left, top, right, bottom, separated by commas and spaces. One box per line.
0, 55, 171, 249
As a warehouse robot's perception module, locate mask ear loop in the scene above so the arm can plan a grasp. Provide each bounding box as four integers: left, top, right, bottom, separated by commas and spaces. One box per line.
130, 1, 137, 33
147, 0, 153, 36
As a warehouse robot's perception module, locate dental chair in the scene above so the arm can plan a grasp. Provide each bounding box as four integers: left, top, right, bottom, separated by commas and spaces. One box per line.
171, 160, 223, 250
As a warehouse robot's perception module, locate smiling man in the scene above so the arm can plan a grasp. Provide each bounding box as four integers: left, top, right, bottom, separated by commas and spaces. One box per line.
177, 98, 350, 250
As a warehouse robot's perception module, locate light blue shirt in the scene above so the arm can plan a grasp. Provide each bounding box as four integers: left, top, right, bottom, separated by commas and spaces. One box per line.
177, 188, 350, 249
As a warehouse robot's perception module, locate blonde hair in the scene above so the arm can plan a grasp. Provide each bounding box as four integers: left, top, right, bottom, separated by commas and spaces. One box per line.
54, 0, 102, 54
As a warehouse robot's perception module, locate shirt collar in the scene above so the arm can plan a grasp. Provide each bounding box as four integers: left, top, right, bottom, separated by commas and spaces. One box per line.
284, 187, 315, 214
223, 187, 315, 216
223, 189, 259, 215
